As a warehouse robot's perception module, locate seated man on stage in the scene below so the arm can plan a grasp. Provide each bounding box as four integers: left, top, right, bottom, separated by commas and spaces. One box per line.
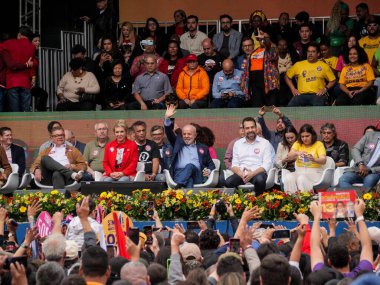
339, 129, 380, 189
224, 117, 273, 195
164, 105, 215, 188
30, 127, 87, 188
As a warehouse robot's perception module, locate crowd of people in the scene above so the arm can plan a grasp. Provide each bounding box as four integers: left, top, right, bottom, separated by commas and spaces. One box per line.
0, 190, 379, 285
1, 1, 380, 111
0, 104, 379, 193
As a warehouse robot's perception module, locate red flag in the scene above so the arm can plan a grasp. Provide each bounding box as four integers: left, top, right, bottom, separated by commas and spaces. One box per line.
112, 212, 130, 259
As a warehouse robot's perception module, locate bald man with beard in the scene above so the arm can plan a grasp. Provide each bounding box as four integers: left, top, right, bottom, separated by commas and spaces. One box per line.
163, 105, 215, 188
210, 59, 245, 108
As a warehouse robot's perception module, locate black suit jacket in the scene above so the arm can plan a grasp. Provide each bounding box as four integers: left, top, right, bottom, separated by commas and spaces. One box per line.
10, 144, 26, 177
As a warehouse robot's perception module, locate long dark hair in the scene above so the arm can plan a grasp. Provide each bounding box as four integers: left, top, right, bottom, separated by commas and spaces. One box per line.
163, 40, 184, 61
282, 126, 298, 148
343, 45, 369, 65
297, 124, 317, 145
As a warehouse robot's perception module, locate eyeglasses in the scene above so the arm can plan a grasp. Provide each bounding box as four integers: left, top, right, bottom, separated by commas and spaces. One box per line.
322, 131, 333, 135
151, 132, 164, 136
51, 134, 64, 138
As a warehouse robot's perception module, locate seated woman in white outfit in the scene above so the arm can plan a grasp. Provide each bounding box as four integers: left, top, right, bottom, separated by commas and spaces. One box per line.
283, 124, 326, 193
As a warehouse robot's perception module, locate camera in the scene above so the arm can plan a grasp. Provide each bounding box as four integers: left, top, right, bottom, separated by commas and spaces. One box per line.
215, 200, 227, 214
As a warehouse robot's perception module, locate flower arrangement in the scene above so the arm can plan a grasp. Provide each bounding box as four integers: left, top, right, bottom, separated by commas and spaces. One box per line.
3, 188, 379, 222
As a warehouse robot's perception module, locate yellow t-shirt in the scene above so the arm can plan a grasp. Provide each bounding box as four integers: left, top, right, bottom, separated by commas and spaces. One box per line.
322, 56, 338, 70
292, 141, 326, 168
286, 60, 336, 94
339, 63, 375, 88
359, 36, 380, 64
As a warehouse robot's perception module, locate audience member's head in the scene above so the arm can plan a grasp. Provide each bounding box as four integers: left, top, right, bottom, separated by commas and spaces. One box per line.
42, 233, 67, 264
59, 274, 87, 285
121, 261, 149, 285
216, 253, 244, 278
260, 254, 291, 285
147, 263, 167, 285
36, 261, 66, 285
80, 246, 111, 283
199, 229, 220, 250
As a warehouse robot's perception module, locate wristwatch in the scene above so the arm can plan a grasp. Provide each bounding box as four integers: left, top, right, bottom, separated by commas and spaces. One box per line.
355, 215, 364, 224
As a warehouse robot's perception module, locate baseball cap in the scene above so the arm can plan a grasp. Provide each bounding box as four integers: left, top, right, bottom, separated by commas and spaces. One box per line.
186, 54, 198, 62
65, 240, 79, 260
179, 242, 202, 260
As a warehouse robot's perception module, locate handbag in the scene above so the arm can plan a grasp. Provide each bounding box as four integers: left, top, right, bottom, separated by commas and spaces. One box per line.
79, 93, 95, 102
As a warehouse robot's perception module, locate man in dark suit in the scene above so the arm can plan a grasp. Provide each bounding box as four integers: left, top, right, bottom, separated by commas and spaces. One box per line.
164, 105, 215, 188
65, 130, 86, 154
0, 127, 25, 179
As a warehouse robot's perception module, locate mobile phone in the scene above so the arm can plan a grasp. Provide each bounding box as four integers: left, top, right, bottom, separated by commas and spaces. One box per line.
106, 244, 115, 259
272, 229, 291, 239
128, 227, 140, 245
3, 256, 28, 270
263, 105, 275, 112
147, 201, 154, 217
143, 225, 153, 245
229, 238, 240, 253
187, 221, 200, 230
259, 223, 274, 229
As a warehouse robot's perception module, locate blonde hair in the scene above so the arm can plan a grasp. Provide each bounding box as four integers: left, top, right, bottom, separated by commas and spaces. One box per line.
217, 272, 245, 285
113, 119, 128, 132
119, 21, 137, 46
327, 1, 342, 33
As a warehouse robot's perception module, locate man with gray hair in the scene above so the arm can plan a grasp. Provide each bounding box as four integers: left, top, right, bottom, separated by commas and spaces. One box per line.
121, 261, 150, 285
320, 122, 349, 167
36, 261, 66, 285
42, 233, 67, 266
164, 105, 215, 188
132, 54, 172, 110
82, 122, 110, 181
64, 129, 86, 154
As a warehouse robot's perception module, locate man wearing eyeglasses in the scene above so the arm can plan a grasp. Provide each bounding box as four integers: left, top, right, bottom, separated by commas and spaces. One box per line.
320, 122, 349, 167
30, 127, 87, 189
359, 18, 380, 65
212, 14, 242, 61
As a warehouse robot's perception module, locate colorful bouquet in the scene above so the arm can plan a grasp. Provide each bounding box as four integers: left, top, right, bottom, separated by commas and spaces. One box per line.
3, 188, 379, 222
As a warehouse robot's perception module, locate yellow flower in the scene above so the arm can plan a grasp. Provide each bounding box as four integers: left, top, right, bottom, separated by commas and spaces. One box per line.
275, 195, 284, 200
176, 193, 183, 200
235, 198, 242, 204
51, 190, 59, 195
186, 190, 193, 195
100, 192, 107, 198
363, 193, 372, 200
297, 207, 307, 214
20, 206, 27, 213
107, 193, 113, 199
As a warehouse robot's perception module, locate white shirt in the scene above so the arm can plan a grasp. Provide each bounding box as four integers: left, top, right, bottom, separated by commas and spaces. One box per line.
48, 144, 70, 166
66, 216, 106, 251
231, 136, 273, 173
180, 31, 208, 56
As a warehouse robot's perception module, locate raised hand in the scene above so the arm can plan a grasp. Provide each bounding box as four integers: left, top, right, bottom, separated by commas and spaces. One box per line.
165, 104, 177, 119
27, 200, 42, 218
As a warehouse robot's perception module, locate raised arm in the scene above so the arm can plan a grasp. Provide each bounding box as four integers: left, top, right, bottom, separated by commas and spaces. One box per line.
355, 199, 373, 264
310, 201, 324, 270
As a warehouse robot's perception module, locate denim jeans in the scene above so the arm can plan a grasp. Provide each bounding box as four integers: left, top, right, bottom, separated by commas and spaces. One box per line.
174, 164, 202, 187
339, 171, 380, 189
8, 87, 31, 112
210, 97, 244, 108
288, 93, 326, 107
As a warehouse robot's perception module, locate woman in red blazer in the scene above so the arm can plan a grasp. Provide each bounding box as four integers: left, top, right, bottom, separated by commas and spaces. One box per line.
102, 120, 138, 181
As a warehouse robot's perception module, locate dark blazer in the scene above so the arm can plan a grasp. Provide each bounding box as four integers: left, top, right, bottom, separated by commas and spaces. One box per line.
75, 140, 86, 155
10, 144, 26, 177
164, 119, 215, 176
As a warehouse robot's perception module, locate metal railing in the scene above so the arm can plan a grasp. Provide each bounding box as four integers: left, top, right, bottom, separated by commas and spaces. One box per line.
38, 23, 93, 111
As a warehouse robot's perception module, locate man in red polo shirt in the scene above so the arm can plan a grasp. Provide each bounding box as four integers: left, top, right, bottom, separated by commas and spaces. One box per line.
1, 26, 36, 112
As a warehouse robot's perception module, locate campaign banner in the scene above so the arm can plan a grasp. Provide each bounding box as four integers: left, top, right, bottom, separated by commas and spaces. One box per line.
36, 211, 53, 238
102, 212, 133, 245
319, 190, 356, 219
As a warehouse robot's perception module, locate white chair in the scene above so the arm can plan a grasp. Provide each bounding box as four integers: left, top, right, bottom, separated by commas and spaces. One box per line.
31, 172, 78, 190
163, 159, 221, 189
18, 173, 32, 189
94, 162, 146, 182
223, 167, 276, 192
1, 164, 20, 193
282, 156, 335, 191
335, 159, 380, 188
